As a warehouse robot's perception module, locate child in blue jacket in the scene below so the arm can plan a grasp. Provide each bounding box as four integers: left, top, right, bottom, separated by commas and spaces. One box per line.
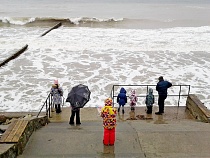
117, 87, 127, 114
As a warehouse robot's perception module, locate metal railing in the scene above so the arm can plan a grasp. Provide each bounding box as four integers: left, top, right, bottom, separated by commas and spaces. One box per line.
111, 84, 190, 107
37, 92, 66, 118
37, 92, 53, 118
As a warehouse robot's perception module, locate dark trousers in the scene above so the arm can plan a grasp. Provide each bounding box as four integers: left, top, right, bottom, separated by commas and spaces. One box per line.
55, 104, 61, 113
146, 106, 153, 114
158, 95, 167, 113
131, 107, 135, 111
70, 110, 81, 124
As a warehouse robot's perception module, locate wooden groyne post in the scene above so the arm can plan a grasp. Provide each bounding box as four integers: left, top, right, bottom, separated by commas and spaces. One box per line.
0, 44, 28, 67
40, 22, 62, 37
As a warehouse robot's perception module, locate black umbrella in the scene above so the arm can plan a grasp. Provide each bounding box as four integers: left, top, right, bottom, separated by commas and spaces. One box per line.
66, 84, 91, 108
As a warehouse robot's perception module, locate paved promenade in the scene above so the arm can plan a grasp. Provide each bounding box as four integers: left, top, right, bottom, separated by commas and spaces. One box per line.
17, 106, 210, 158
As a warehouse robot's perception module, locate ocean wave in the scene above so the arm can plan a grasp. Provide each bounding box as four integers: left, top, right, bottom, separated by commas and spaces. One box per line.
1, 16, 210, 29
0, 17, 124, 27
0, 17, 36, 25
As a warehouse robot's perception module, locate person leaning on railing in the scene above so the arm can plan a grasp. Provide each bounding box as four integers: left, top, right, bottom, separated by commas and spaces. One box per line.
155, 76, 172, 115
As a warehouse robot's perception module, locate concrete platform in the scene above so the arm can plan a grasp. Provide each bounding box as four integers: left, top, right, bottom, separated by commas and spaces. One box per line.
17, 106, 210, 158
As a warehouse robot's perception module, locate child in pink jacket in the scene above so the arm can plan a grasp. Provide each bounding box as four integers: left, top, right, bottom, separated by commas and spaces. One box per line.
129, 89, 138, 111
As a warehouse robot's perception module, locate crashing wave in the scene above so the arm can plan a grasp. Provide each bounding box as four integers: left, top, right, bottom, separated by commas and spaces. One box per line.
0, 16, 124, 26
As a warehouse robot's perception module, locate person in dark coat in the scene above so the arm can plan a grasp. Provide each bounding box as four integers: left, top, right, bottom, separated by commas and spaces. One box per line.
117, 87, 127, 114
155, 76, 172, 115
66, 96, 81, 125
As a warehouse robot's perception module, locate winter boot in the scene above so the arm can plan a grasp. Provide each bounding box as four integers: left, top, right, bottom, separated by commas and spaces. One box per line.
131, 107, 135, 111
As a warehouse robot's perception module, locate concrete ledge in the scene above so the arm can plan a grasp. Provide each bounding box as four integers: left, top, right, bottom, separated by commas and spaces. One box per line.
186, 94, 210, 123
0, 115, 48, 158
0, 144, 16, 158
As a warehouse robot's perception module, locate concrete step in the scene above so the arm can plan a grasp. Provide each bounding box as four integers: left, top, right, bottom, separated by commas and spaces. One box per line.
18, 106, 210, 158
49, 106, 194, 123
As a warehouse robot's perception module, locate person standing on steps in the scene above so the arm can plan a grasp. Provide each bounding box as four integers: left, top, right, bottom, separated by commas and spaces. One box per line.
51, 79, 63, 114
69, 105, 81, 126
117, 87, 127, 114
155, 76, 172, 115
101, 98, 117, 146
145, 88, 155, 114
129, 89, 138, 112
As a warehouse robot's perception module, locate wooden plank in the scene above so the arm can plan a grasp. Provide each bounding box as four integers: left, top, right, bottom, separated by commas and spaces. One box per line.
12, 120, 28, 142
0, 120, 29, 143
4, 120, 23, 142
0, 120, 18, 142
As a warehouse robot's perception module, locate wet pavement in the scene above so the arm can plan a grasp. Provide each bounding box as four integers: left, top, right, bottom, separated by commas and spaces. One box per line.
17, 106, 210, 158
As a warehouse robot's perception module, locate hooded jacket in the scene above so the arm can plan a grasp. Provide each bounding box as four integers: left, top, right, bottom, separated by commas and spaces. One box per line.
129, 89, 138, 106
101, 98, 117, 129
145, 88, 155, 106
117, 87, 127, 106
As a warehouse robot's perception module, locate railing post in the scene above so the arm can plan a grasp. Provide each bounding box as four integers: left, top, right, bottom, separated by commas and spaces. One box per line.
48, 96, 51, 118
51, 94, 54, 109
45, 100, 48, 116
37, 92, 52, 118
112, 85, 115, 107
178, 85, 182, 107
62, 97, 64, 108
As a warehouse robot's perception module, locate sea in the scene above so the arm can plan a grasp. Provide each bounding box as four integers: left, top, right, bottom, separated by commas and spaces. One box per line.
0, 0, 210, 112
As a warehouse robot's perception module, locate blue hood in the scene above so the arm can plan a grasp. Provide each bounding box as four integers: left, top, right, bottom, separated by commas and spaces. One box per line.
120, 87, 126, 94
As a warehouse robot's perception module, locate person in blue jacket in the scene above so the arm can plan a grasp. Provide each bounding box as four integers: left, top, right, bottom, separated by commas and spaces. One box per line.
155, 76, 172, 115
117, 87, 127, 114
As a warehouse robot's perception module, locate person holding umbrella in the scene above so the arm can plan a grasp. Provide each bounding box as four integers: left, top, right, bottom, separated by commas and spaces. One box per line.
66, 84, 91, 125
101, 98, 117, 146
69, 105, 81, 125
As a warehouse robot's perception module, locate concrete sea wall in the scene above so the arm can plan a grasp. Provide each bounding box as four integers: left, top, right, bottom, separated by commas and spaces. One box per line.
0, 116, 48, 158
186, 94, 210, 123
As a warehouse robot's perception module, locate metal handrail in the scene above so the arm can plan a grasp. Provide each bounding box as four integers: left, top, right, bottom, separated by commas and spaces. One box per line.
111, 84, 190, 107
37, 92, 65, 118
37, 92, 53, 118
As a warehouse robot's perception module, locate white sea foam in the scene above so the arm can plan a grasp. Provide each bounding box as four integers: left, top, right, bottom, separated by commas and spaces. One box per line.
0, 26, 210, 112
0, 17, 36, 25
69, 17, 123, 25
